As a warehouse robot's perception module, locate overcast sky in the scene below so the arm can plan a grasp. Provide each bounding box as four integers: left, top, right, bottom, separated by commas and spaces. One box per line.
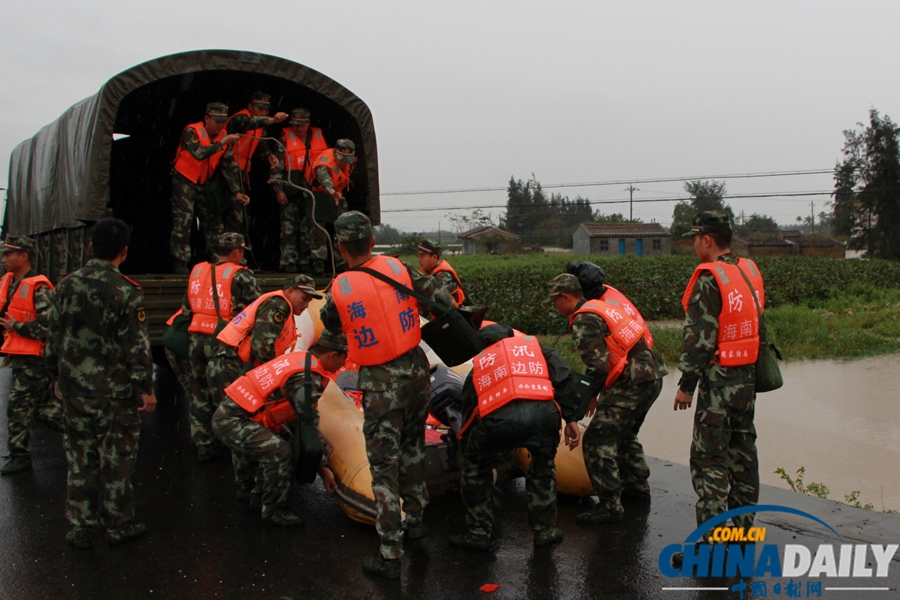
2, 1, 899, 233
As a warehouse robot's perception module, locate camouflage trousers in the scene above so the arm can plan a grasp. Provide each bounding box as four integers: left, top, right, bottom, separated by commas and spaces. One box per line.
212, 399, 293, 518
461, 417, 559, 538
188, 333, 219, 449
63, 396, 141, 530
279, 195, 329, 270
164, 347, 192, 394
170, 175, 223, 269
206, 350, 258, 489
690, 379, 758, 530
221, 197, 248, 241
361, 375, 431, 560
4, 358, 64, 457
582, 378, 662, 514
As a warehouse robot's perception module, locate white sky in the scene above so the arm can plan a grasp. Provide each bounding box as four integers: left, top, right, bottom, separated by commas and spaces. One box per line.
2, 1, 899, 233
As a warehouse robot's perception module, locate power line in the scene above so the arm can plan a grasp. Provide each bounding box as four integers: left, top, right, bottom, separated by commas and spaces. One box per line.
381, 168, 833, 196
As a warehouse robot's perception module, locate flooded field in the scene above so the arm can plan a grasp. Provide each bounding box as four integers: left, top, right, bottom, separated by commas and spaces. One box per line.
640, 354, 900, 511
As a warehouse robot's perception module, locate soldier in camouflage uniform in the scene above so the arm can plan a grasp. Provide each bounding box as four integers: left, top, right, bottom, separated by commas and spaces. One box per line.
46, 218, 157, 549
450, 323, 581, 550
415, 239, 469, 308
270, 108, 329, 274
306, 139, 357, 274
182, 233, 260, 463
673, 211, 762, 561
549, 273, 668, 524
218, 94, 288, 239
212, 330, 347, 527
0, 236, 64, 475
319, 211, 453, 580
170, 103, 241, 273
206, 274, 322, 500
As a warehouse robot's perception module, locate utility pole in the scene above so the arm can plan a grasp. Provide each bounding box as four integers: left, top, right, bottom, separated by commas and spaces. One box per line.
810, 201, 815, 235
626, 186, 638, 221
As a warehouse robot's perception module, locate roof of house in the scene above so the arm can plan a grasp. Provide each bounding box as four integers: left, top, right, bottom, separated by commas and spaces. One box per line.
576, 223, 671, 238
457, 226, 520, 240
734, 237, 793, 248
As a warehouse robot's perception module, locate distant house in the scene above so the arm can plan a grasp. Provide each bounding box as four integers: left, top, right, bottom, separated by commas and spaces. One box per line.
733, 236, 846, 258
572, 223, 671, 256
456, 226, 521, 255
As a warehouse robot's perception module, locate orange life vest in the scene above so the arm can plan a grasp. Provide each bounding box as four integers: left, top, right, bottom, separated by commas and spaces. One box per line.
228, 109, 262, 174
283, 127, 327, 180
0, 273, 53, 356
225, 350, 331, 433
173, 121, 226, 185
601, 285, 653, 348
569, 299, 647, 388
216, 291, 297, 364
429, 259, 466, 307
332, 256, 420, 366
681, 258, 764, 367
310, 149, 354, 193
186, 262, 245, 334
166, 309, 182, 326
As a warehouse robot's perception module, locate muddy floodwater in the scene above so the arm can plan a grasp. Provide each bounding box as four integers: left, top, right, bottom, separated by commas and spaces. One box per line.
640, 354, 900, 511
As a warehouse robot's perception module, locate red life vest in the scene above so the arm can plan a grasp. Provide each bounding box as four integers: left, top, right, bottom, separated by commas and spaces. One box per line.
332, 256, 420, 366
0, 273, 53, 356
172, 121, 226, 185
186, 262, 245, 334
283, 127, 327, 180
681, 258, 764, 367
228, 109, 262, 174
601, 285, 653, 348
216, 291, 297, 364
226, 350, 330, 411
429, 259, 466, 307
310, 149, 354, 193
569, 299, 647, 388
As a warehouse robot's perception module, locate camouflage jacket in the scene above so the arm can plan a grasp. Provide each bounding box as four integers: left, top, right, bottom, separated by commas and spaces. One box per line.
320, 258, 454, 392
47, 259, 153, 398
2, 269, 54, 369
219, 115, 272, 197
180, 263, 260, 328
570, 298, 669, 395
678, 252, 758, 393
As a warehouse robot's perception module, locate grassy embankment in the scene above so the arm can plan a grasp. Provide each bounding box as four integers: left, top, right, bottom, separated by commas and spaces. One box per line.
408, 253, 900, 366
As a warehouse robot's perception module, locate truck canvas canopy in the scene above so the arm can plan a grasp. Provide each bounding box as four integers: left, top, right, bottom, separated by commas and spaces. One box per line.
5, 49, 379, 277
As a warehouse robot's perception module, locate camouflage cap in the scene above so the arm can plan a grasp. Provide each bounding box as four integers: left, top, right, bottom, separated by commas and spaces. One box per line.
250, 91, 271, 107
286, 274, 324, 299
416, 239, 441, 256
217, 232, 247, 251
289, 108, 311, 124
335, 139, 356, 153
206, 102, 229, 122
316, 329, 348, 353
334, 211, 373, 243
547, 273, 582, 297
683, 210, 733, 238
0, 235, 35, 255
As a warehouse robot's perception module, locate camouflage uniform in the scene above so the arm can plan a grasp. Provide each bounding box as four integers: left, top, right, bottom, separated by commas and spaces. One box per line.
182, 244, 259, 454
679, 251, 759, 531
2, 265, 63, 470
47, 259, 153, 534
218, 114, 274, 238
457, 325, 578, 541
212, 341, 342, 519
320, 211, 453, 561
170, 124, 227, 271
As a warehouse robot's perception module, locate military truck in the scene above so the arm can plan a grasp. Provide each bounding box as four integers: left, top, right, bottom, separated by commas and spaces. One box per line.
4, 49, 380, 345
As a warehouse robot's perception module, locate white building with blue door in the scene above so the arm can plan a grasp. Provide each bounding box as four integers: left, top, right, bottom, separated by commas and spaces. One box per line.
572, 223, 671, 257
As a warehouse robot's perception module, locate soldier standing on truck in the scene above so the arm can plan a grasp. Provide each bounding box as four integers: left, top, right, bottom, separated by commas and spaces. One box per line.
307, 139, 357, 274
269, 108, 329, 274
170, 103, 241, 274
0, 236, 64, 475
180, 233, 260, 464
218, 92, 288, 242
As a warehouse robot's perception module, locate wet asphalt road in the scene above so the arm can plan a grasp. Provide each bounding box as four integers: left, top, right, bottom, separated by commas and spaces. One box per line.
2, 366, 900, 600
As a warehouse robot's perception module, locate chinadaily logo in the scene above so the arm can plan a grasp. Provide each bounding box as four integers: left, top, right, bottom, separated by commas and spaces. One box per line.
658, 505, 898, 597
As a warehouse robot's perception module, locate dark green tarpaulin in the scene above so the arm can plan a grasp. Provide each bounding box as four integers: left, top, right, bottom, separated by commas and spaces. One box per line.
6, 49, 379, 276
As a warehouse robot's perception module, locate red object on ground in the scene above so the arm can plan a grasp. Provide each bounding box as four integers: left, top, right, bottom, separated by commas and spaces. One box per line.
479, 583, 501, 593
424, 427, 444, 445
